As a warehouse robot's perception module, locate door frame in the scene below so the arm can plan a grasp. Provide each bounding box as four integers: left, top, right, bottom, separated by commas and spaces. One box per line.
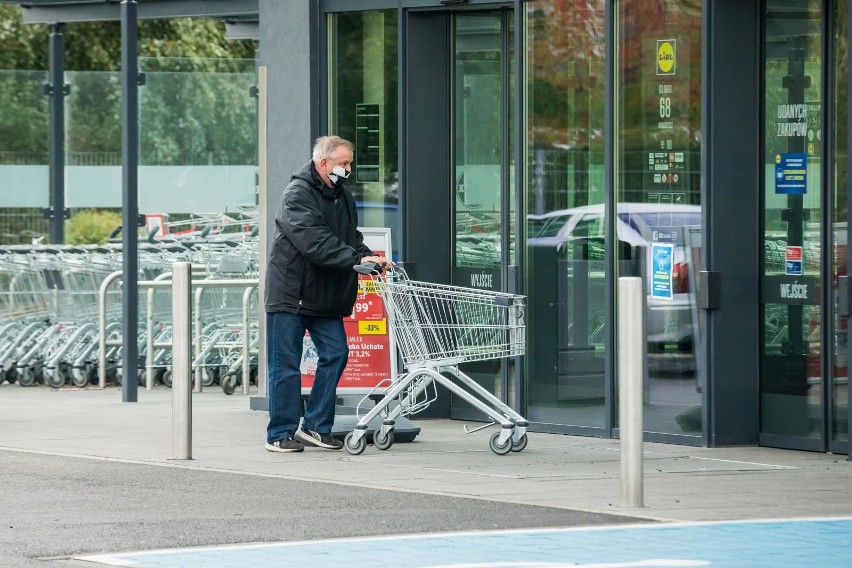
449, 7, 516, 421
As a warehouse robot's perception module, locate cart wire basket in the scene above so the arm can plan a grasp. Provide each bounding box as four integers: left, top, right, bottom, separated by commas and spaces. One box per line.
344, 264, 529, 456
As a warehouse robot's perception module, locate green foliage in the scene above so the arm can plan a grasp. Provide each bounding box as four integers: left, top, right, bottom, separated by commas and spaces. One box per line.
139, 60, 256, 165
65, 209, 123, 244
0, 6, 258, 165
0, 71, 48, 159
0, 5, 48, 70
0, 6, 257, 71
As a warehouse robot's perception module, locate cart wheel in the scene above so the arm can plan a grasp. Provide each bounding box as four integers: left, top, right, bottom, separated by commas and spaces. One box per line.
221, 375, 236, 395
17, 368, 35, 387
44, 367, 65, 389
201, 368, 215, 388
510, 433, 528, 453
160, 370, 173, 388
71, 368, 88, 388
344, 432, 367, 455
489, 431, 512, 455
5, 367, 18, 384
85, 365, 97, 384
374, 428, 394, 451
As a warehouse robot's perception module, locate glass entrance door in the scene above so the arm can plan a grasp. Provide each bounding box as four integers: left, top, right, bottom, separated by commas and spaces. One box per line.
760, 0, 832, 452
451, 9, 515, 418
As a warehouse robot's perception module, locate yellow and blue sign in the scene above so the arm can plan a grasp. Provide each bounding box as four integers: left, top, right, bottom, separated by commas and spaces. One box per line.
775, 153, 807, 194
657, 39, 676, 75
651, 243, 674, 300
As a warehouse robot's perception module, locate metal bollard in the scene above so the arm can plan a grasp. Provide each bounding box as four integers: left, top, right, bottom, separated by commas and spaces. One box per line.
171, 262, 192, 460
618, 276, 644, 507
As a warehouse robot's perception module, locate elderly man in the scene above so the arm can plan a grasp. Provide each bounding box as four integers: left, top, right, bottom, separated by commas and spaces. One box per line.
264, 135, 389, 452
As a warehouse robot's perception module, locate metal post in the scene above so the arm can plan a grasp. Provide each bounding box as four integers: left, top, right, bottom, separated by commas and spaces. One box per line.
146, 272, 172, 390
172, 262, 192, 460
256, 65, 269, 404
242, 287, 255, 395
98, 271, 122, 388
47, 24, 67, 244
618, 276, 644, 508
193, 287, 204, 393
120, 0, 139, 402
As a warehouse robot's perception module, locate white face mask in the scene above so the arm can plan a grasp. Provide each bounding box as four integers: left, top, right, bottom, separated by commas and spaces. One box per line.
327, 164, 350, 185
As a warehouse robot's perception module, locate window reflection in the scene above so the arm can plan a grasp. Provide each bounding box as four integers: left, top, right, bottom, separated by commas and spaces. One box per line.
616, 0, 703, 436
330, 11, 399, 259
525, 0, 607, 428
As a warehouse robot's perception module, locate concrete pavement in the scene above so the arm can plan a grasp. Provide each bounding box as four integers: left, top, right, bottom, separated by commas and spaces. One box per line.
1, 383, 851, 566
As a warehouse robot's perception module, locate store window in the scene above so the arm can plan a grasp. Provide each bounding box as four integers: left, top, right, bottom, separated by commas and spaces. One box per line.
329, 10, 399, 259
615, 1, 703, 436
524, 0, 607, 428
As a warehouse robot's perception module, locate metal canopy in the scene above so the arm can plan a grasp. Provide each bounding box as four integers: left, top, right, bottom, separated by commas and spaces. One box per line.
0, 0, 258, 24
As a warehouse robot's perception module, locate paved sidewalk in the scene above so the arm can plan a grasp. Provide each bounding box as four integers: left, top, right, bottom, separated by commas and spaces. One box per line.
1, 383, 852, 566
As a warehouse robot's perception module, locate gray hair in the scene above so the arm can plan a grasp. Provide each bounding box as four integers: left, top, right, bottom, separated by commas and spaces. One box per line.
312, 135, 354, 161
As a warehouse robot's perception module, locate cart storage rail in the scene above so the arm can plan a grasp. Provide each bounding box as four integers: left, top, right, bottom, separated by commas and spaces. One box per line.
344, 264, 529, 456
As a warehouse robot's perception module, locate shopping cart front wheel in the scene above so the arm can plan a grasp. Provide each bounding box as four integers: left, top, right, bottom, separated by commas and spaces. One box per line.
344, 431, 367, 455
374, 427, 394, 451
489, 431, 512, 455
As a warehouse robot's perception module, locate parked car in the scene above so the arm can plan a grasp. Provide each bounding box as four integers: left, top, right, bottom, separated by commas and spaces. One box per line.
528, 202, 702, 353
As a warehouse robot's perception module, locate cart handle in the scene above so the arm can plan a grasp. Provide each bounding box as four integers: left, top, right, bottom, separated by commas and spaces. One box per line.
354, 262, 380, 275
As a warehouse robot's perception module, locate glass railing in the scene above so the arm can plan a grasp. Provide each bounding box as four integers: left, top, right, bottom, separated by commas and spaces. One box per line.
0, 58, 257, 244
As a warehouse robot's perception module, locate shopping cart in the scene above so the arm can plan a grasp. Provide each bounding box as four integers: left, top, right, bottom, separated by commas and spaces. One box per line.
343, 264, 529, 456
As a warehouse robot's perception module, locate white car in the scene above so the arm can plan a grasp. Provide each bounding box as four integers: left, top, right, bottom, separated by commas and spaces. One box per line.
528, 202, 702, 355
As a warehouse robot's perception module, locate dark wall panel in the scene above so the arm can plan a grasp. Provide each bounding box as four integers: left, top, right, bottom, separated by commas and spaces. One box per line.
403, 12, 452, 417
704, 0, 761, 446
404, 12, 451, 286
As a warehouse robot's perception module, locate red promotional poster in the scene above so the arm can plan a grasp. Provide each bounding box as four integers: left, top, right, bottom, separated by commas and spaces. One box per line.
301, 231, 395, 393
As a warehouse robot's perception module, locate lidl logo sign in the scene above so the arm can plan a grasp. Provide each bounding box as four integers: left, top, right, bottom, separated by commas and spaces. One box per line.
657, 39, 676, 75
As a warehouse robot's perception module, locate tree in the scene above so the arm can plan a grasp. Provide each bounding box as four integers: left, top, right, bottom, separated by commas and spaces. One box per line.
0, 5, 256, 71
0, 6, 258, 163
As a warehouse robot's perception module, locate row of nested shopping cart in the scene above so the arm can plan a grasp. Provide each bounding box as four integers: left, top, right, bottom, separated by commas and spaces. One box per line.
0, 225, 261, 394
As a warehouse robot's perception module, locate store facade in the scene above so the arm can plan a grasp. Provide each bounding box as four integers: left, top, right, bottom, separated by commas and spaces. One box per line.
259, 0, 850, 454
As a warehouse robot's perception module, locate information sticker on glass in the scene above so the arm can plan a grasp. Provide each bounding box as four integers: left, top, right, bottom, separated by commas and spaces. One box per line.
785, 246, 803, 276
651, 242, 675, 301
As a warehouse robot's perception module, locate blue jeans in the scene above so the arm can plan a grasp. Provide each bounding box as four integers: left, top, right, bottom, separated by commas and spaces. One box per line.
266, 311, 348, 444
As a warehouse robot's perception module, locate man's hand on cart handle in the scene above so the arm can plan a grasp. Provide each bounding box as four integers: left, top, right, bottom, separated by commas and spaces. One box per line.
358, 256, 392, 273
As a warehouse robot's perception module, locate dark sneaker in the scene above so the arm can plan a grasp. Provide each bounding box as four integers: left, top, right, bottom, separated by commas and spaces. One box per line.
295, 426, 343, 450
265, 437, 304, 453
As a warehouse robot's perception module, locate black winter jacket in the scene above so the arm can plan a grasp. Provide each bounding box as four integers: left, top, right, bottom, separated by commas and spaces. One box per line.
264, 161, 373, 317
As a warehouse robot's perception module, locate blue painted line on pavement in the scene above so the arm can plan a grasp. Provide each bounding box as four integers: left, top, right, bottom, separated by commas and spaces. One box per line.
77, 517, 852, 568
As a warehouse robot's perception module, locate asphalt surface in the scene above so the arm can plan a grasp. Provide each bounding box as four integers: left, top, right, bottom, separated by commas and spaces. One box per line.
0, 450, 644, 567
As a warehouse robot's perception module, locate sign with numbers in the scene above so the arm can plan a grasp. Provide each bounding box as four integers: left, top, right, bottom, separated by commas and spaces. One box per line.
301, 227, 396, 394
